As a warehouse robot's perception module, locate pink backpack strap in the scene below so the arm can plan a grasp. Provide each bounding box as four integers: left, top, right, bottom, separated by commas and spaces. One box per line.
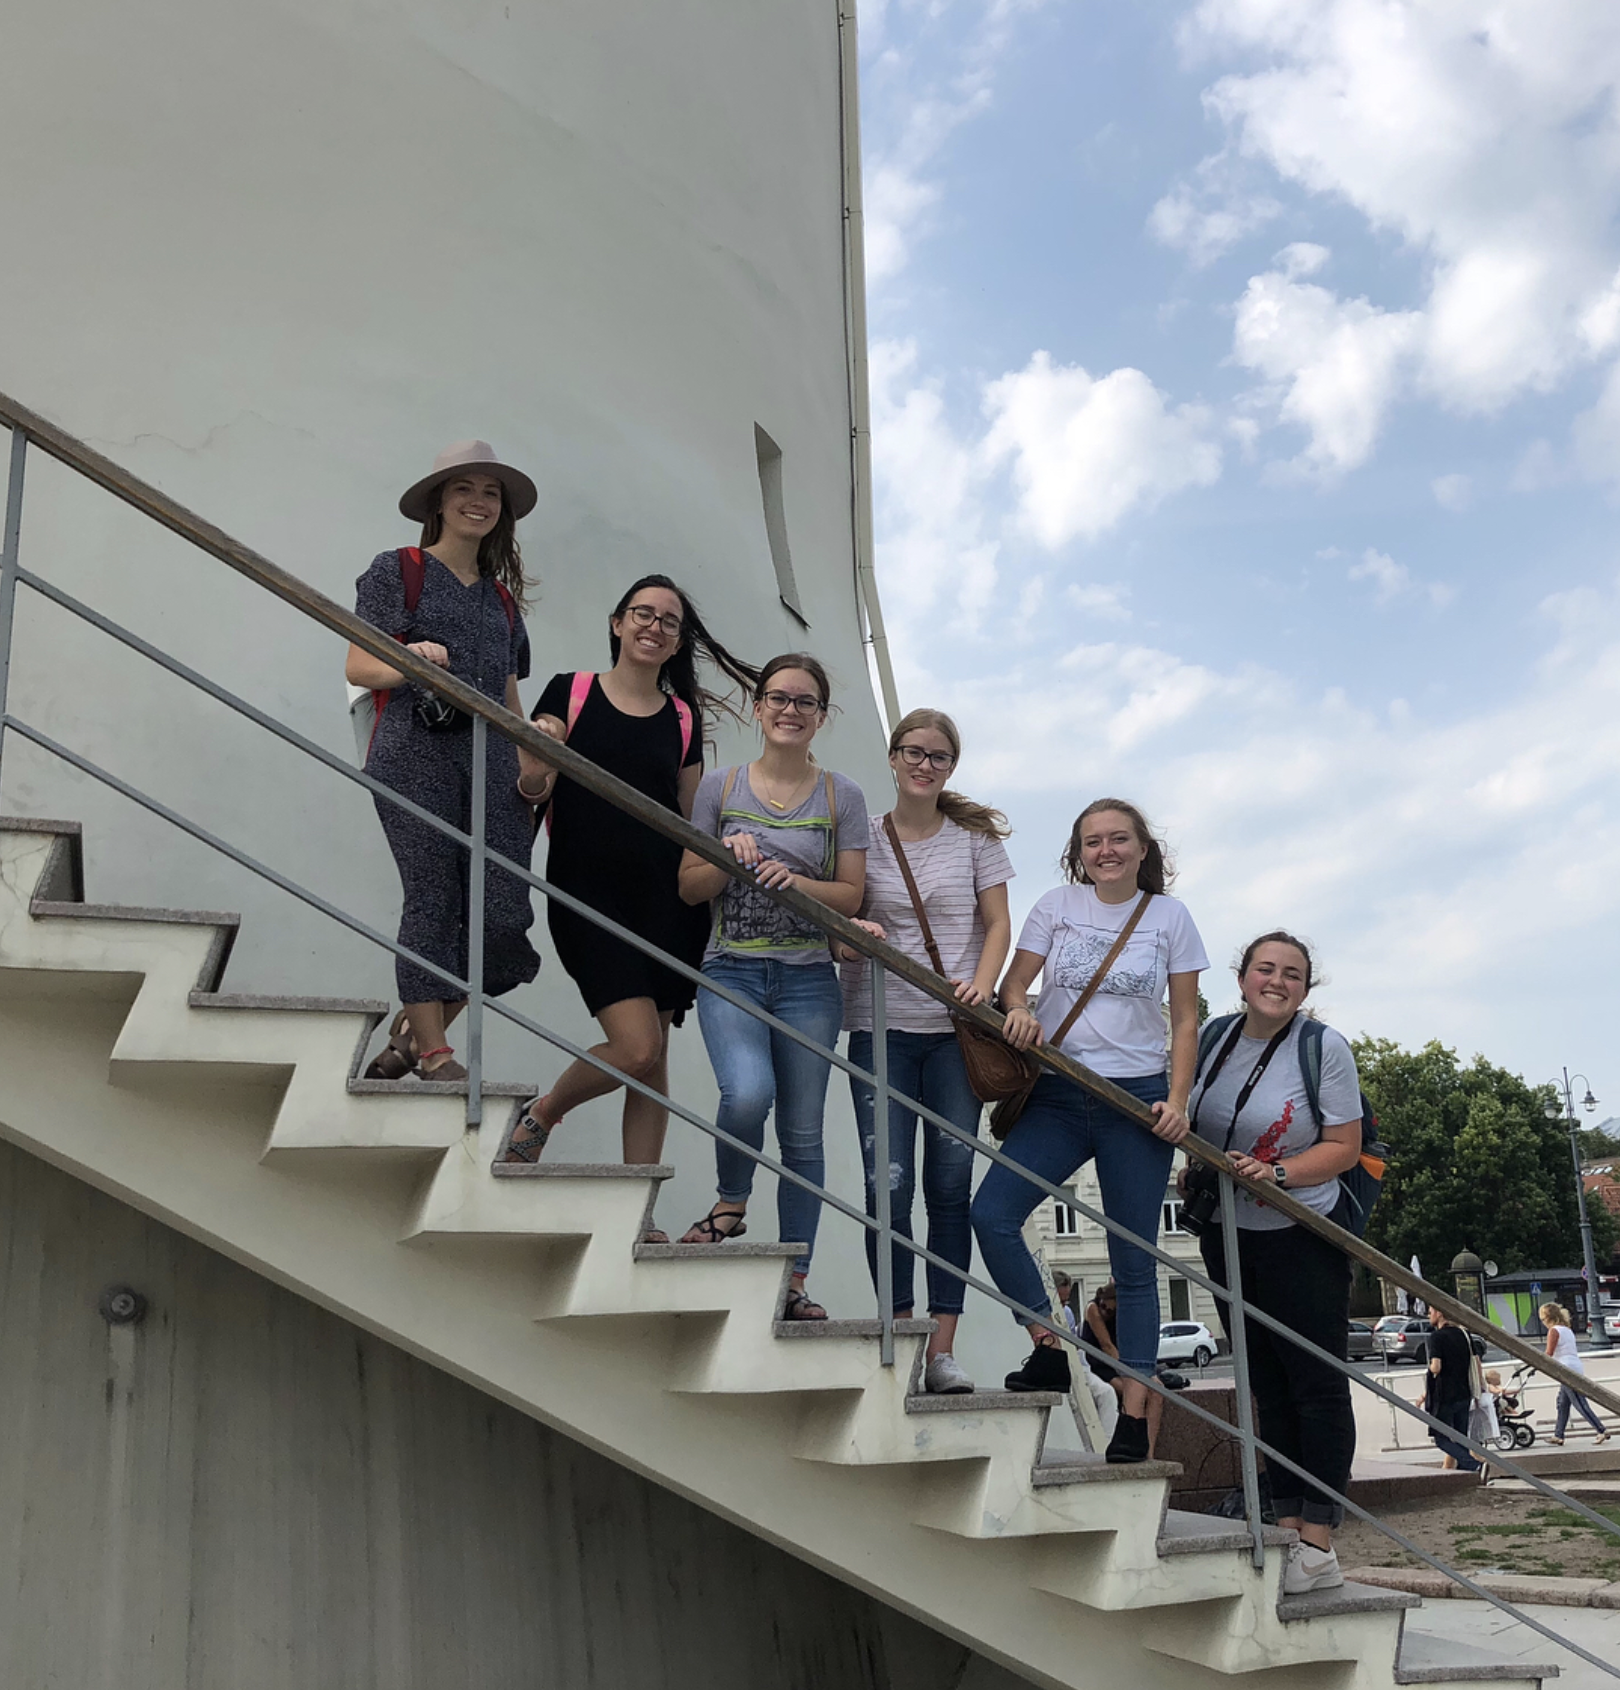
565, 671, 594, 739
672, 696, 694, 765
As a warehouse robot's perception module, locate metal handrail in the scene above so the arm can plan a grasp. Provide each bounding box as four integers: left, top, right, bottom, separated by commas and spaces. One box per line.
3, 399, 1618, 1683
1, 388, 1608, 1416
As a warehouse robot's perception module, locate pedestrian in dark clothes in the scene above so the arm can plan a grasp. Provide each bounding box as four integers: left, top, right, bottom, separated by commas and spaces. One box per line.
502, 580, 760, 1235
347, 441, 541, 1081
1425, 1307, 1482, 1472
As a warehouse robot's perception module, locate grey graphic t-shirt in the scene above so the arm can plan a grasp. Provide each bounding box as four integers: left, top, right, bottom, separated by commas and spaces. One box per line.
1188, 1015, 1362, 1231
691, 765, 869, 965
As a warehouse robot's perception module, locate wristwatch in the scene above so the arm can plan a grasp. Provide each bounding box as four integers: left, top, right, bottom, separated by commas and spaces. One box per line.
1273, 1162, 1289, 1188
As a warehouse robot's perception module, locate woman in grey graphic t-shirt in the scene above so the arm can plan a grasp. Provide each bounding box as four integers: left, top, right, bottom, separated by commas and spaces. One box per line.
1186, 931, 1365, 1597
676, 653, 870, 1321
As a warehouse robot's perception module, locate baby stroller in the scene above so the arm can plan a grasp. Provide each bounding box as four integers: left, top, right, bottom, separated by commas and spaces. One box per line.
1490, 1364, 1537, 1450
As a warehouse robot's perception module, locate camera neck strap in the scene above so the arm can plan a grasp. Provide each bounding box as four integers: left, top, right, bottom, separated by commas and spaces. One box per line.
1194, 1014, 1296, 1151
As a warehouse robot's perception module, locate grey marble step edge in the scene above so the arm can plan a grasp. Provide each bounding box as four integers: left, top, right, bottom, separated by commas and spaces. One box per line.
490, 1162, 676, 1182
771, 1318, 936, 1340
189, 991, 391, 1015
634, 1240, 799, 1259
1277, 1580, 1421, 1623
31, 897, 239, 927
1395, 1628, 1560, 1685
0, 815, 84, 838
1156, 1508, 1295, 1555
350, 1077, 534, 1097
906, 1390, 1063, 1415
1032, 1451, 1182, 1487
31, 898, 239, 993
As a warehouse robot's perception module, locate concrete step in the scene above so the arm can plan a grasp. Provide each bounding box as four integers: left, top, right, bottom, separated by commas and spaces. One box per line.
1157, 1506, 1294, 1555
1278, 1579, 1421, 1623
1395, 1628, 1559, 1686
1033, 1450, 1183, 1487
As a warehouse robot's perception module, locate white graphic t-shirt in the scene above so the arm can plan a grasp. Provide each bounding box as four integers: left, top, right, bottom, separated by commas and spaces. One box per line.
1016, 885, 1209, 1077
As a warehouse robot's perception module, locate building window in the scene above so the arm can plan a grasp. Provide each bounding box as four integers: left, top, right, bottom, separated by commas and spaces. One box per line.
1162, 1198, 1186, 1236
1168, 1276, 1191, 1322
1052, 1202, 1081, 1237
754, 425, 808, 626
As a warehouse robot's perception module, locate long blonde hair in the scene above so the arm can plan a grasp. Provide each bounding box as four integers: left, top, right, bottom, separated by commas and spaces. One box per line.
888, 708, 1010, 839
1539, 1302, 1571, 1329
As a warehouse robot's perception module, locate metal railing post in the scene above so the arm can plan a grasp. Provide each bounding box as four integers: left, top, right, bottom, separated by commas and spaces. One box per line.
0, 428, 26, 792
1219, 1174, 1267, 1570
873, 962, 894, 1366
465, 713, 486, 1128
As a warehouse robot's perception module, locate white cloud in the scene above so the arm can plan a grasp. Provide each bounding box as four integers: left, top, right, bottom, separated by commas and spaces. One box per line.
1348, 546, 1455, 609
1065, 582, 1132, 621
1149, 151, 1283, 265
1431, 473, 1472, 511
1232, 251, 1421, 478
981, 352, 1223, 546
1180, 1, 1620, 467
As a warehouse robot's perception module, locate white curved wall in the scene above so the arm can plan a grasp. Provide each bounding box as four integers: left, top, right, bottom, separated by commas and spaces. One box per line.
0, 2, 904, 1322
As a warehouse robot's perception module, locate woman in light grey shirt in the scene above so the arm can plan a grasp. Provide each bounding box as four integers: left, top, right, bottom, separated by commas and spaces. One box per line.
837, 708, 1013, 1393
1187, 931, 1364, 1596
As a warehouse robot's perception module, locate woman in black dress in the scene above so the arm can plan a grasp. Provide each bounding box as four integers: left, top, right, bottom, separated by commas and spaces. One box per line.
347, 441, 541, 1080
502, 578, 758, 1216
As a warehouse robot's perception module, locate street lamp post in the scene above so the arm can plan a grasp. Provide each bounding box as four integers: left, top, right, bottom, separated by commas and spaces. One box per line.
1545, 1068, 1610, 1350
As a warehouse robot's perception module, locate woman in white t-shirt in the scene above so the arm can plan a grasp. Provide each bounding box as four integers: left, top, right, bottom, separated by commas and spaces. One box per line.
1541, 1303, 1609, 1443
972, 799, 1207, 1465
1187, 932, 1365, 1594
837, 709, 1014, 1395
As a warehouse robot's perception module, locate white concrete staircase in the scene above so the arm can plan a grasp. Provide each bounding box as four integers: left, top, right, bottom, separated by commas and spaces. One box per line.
0, 816, 1559, 1690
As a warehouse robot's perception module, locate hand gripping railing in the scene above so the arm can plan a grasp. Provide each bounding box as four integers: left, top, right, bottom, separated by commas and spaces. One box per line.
2, 392, 1617, 1682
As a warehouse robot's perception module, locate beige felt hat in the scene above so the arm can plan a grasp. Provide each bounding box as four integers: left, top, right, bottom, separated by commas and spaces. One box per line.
399, 440, 538, 523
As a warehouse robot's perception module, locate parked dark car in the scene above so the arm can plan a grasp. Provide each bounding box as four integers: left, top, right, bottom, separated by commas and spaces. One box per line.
1372, 1315, 1488, 1365
1347, 1320, 1376, 1361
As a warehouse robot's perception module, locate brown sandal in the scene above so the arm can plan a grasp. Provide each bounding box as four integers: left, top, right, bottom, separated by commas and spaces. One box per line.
363, 1010, 418, 1080
782, 1287, 828, 1322
417, 1048, 468, 1083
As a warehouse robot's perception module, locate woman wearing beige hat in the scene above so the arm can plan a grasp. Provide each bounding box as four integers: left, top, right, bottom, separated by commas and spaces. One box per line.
346, 442, 541, 1079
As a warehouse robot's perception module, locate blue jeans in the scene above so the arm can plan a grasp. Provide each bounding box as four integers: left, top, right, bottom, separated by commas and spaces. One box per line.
1555, 1385, 1606, 1439
847, 1030, 978, 1317
970, 1070, 1171, 1373
1430, 1400, 1481, 1471
697, 955, 843, 1278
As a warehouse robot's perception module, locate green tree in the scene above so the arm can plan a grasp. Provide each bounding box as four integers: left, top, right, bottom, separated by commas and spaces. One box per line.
1353, 1038, 1618, 1276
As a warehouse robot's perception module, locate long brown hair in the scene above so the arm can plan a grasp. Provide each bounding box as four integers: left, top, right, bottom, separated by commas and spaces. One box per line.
755, 652, 833, 709
608, 575, 761, 730
1062, 798, 1172, 894
888, 708, 1010, 839
420, 480, 527, 610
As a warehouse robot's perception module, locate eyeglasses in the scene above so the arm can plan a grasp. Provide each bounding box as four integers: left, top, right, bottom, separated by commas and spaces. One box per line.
625, 603, 684, 637
761, 690, 824, 716
895, 744, 955, 772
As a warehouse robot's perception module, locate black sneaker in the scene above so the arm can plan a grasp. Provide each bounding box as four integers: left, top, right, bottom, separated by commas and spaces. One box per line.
1105, 1412, 1150, 1464
1004, 1340, 1070, 1393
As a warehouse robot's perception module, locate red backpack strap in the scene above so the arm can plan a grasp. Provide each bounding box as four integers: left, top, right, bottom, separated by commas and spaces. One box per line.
397, 547, 426, 614
565, 672, 594, 740
494, 580, 516, 630
672, 697, 694, 765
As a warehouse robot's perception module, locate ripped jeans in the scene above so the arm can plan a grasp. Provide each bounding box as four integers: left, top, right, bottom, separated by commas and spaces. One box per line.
847, 1030, 979, 1317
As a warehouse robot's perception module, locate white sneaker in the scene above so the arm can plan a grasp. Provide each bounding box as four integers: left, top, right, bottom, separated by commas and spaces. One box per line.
924, 1353, 976, 1395
1283, 1542, 1344, 1595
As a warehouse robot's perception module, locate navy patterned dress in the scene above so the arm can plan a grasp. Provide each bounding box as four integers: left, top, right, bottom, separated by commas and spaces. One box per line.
356, 549, 540, 1004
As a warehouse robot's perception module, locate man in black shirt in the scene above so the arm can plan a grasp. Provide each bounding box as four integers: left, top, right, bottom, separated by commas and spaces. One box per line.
1426, 1309, 1480, 1472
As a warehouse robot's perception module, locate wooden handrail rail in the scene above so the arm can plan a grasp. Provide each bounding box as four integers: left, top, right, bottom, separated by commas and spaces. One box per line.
2, 388, 1614, 1415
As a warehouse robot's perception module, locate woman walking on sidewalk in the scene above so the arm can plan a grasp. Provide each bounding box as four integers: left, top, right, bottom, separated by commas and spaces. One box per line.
837, 708, 1014, 1393
348, 442, 540, 1082
1541, 1303, 1612, 1444
676, 655, 869, 1321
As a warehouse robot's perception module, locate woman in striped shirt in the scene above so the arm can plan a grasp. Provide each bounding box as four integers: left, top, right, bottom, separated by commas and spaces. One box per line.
837, 709, 1014, 1393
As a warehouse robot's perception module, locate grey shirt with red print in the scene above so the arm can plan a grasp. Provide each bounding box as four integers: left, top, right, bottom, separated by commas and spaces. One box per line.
1188, 1016, 1362, 1231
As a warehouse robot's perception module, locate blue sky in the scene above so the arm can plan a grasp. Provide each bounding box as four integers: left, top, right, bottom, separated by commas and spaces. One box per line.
858, 0, 1620, 1106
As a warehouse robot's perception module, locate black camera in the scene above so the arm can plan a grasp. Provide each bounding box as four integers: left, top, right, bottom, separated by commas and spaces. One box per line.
413, 690, 469, 733
1179, 1163, 1220, 1237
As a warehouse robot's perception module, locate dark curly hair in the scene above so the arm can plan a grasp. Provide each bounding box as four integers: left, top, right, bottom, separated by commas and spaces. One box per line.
607, 575, 761, 731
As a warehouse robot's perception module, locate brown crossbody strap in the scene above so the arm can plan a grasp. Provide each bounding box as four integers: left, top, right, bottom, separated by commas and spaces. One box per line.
882, 814, 949, 978
1043, 891, 1154, 1048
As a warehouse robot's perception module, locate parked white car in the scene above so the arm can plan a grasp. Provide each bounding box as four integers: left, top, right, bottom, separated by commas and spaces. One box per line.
1159, 1321, 1217, 1368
